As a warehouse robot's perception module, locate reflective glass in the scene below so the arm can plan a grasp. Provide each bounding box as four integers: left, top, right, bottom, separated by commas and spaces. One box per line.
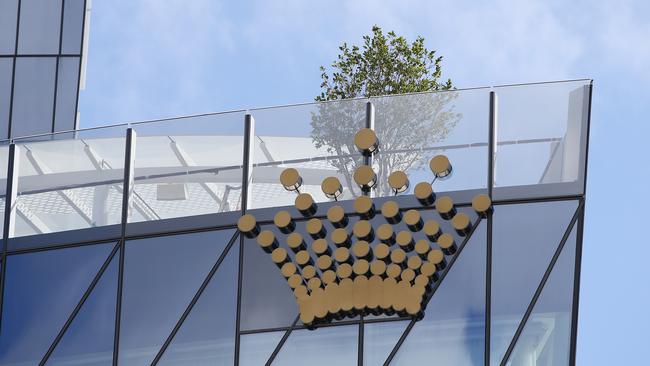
11, 57, 56, 138
363, 320, 410, 366
157, 241, 239, 365
48, 247, 119, 366
490, 200, 579, 365
239, 331, 284, 366
272, 325, 358, 365
0, 58, 12, 138
54, 56, 80, 132
494, 80, 591, 200
118, 229, 235, 365
12, 126, 126, 239
372, 88, 489, 198
0, 142, 8, 238
505, 225, 577, 366
249, 99, 366, 209
0, 243, 113, 365
129, 111, 245, 224
391, 221, 486, 365
61, 0, 85, 54
17, 0, 62, 54
0, 0, 18, 54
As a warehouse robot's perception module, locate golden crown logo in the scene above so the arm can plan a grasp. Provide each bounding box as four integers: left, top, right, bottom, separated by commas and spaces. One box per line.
237, 128, 492, 327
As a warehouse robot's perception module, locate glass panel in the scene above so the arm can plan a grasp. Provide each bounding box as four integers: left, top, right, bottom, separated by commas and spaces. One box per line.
11, 57, 56, 138
494, 80, 591, 200
239, 331, 284, 366
0, 58, 12, 138
129, 111, 245, 224
363, 320, 410, 366
505, 225, 577, 366
391, 221, 486, 365
17, 0, 62, 54
241, 224, 298, 331
249, 99, 366, 210
54, 56, 80, 132
12, 126, 126, 239
0, 0, 18, 54
0, 243, 113, 365
0, 143, 8, 239
372, 88, 489, 198
272, 325, 358, 365
157, 240, 239, 365
48, 247, 119, 366
61, 0, 85, 54
491, 200, 579, 365
118, 229, 235, 365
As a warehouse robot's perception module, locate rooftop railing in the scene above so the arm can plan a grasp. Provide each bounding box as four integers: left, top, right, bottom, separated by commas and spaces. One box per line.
0, 79, 592, 243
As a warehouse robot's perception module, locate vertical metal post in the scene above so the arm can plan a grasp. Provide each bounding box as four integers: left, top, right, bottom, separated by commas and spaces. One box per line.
485, 91, 497, 365
0, 144, 20, 332
362, 101, 375, 199
235, 113, 254, 365
113, 128, 136, 366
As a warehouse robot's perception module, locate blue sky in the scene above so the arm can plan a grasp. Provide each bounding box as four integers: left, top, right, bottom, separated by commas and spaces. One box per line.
78, 1, 650, 364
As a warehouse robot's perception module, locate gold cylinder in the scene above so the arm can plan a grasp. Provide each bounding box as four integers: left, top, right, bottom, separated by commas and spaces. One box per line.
386, 263, 402, 279
257, 230, 278, 253
370, 260, 387, 277
354, 165, 377, 191
381, 201, 402, 224
287, 274, 304, 289
331, 228, 351, 248
354, 128, 379, 156
376, 224, 396, 245
295, 250, 313, 268
354, 196, 375, 219
306, 218, 327, 239
374, 243, 391, 263
472, 194, 493, 217
339, 278, 355, 312
403, 209, 423, 232
337, 263, 353, 280
237, 214, 260, 238
316, 255, 334, 271
367, 275, 383, 310
451, 213, 471, 236
352, 240, 373, 261
388, 171, 409, 194
407, 256, 423, 271
302, 265, 317, 280
427, 249, 446, 269
280, 168, 302, 192
435, 196, 456, 220
429, 155, 452, 178
295, 193, 317, 217
353, 220, 374, 242
307, 277, 323, 291
327, 205, 348, 228
293, 284, 308, 299
401, 268, 416, 283
321, 176, 343, 199
396, 231, 415, 252
438, 233, 456, 255
414, 239, 431, 259
414, 182, 435, 206
353, 275, 369, 312
271, 248, 290, 268
322, 270, 337, 285
353, 259, 371, 276
420, 262, 437, 278
390, 249, 407, 267
312, 238, 331, 256
423, 219, 441, 241
380, 278, 397, 311
287, 232, 306, 253
273, 211, 294, 234
280, 262, 297, 278
334, 247, 352, 265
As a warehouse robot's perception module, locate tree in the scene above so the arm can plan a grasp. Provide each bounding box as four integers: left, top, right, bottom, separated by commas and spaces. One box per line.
311, 26, 461, 197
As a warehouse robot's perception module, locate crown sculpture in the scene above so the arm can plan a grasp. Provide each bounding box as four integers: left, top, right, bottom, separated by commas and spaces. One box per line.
237, 128, 493, 327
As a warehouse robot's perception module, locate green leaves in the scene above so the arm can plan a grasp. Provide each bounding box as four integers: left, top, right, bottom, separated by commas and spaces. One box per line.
316, 25, 452, 102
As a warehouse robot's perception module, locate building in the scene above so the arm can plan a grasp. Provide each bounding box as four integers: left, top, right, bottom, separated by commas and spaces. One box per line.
0, 3, 592, 366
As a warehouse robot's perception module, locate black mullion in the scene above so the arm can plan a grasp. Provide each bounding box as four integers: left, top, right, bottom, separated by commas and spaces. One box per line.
71, 0, 88, 131
264, 315, 300, 366
358, 315, 364, 366
39, 242, 120, 365
233, 234, 244, 365
150, 231, 240, 365
382, 217, 484, 365
0, 144, 19, 334
50, 0, 66, 134
7, 0, 21, 139
485, 90, 496, 365
499, 200, 583, 366
239, 315, 411, 335
569, 208, 585, 365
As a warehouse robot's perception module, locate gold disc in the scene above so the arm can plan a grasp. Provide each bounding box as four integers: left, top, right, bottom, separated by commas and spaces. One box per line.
391, 248, 407, 264
353, 220, 372, 239
452, 213, 470, 231
287, 274, 303, 289
316, 255, 333, 270
396, 231, 413, 248
307, 277, 322, 291
414, 274, 429, 287
280, 262, 296, 278
306, 218, 324, 236
354, 165, 376, 187
271, 248, 288, 264
322, 270, 337, 284
421, 262, 436, 277
438, 233, 455, 249
435, 196, 454, 215
294, 285, 308, 299
353, 259, 370, 275
331, 228, 349, 246
352, 241, 371, 258
386, 263, 402, 278
354, 128, 378, 152
404, 209, 421, 227
337, 263, 353, 279
401, 268, 416, 282
415, 239, 430, 256
321, 176, 343, 197
370, 260, 387, 276
334, 247, 350, 263
429, 155, 451, 177
374, 243, 390, 261
295, 193, 315, 212
414, 182, 433, 201
312, 238, 329, 255
423, 220, 440, 237
287, 232, 304, 251
273, 210, 292, 229
354, 196, 374, 215
377, 224, 394, 242
302, 265, 317, 279
237, 214, 257, 233
381, 201, 400, 220
472, 194, 492, 213
257, 230, 276, 249
407, 256, 423, 270
388, 171, 409, 192
327, 205, 346, 225
427, 249, 444, 264
295, 250, 311, 266
280, 168, 301, 188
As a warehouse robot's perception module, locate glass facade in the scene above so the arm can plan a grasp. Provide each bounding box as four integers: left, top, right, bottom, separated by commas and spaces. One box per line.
0, 80, 591, 365
0, 0, 88, 139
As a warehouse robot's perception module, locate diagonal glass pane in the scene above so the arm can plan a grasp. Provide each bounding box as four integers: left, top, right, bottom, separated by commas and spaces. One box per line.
47, 248, 120, 365
390, 221, 486, 365
118, 229, 235, 365
239, 331, 285, 366
157, 241, 239, 365
272, 325, 358, 365
364, 320, 410, 366
0, 243, 113, 365
491, 200, 579, 365
505, 224, 577, 366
